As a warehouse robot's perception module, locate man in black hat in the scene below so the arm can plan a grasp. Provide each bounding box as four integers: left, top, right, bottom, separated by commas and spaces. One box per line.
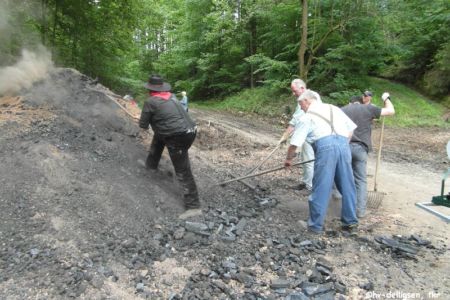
139, 75, 201, 219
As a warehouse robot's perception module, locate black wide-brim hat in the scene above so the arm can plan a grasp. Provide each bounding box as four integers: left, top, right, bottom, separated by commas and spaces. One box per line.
144, 75, 172, 92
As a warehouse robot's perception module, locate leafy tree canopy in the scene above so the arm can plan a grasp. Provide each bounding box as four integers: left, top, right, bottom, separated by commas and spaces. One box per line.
1, 0, 448, 103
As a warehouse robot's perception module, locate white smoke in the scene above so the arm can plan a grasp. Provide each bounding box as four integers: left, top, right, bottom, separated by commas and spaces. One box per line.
0, 46, 54, 96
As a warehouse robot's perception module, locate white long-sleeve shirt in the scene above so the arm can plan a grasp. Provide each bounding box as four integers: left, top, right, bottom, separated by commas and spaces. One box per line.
290, 101, 357, 148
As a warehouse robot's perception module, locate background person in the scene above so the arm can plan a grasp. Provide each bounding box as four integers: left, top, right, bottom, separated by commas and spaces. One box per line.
284, 90, 358, 234
180, 91, 189, 112
341, 90, 395, 218
139, 75, 201, 219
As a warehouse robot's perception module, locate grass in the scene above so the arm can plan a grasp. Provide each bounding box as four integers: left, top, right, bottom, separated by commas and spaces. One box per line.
192, 86, 293, 118
363, 77, 448, 127
193, 77, 449, 128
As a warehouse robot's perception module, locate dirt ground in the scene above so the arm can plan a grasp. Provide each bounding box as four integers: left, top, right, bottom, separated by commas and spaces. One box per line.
0, 68, 449, 300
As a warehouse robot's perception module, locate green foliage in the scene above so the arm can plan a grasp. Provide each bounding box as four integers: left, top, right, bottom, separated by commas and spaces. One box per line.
3, 0, 449, 109
197, 77, 449, 128
324, 88, 363, 107
0, 0, 42, 66
196, 86, 293, 118
423, 41, 450, 98
2, 0, 143, 93
245, 54, 293, 90
356, 77, 448, 127
382, 0, 450, 98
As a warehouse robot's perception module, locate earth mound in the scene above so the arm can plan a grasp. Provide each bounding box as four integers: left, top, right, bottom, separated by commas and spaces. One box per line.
0, 68, 448, 299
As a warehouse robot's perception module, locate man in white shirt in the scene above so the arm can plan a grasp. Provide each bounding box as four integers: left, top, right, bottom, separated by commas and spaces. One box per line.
279, 79, 321, 192
284, 90, 359, 234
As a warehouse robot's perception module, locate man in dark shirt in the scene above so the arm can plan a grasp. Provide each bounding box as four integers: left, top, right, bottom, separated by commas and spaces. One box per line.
139, 75, 201, 219
341, 91, 395, 218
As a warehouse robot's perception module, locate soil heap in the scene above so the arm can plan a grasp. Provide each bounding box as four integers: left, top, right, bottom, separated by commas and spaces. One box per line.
0, 68, 448, 299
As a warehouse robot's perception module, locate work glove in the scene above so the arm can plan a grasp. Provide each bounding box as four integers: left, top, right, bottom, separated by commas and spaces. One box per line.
278, 131, 290, 145
382, 92, 390, 102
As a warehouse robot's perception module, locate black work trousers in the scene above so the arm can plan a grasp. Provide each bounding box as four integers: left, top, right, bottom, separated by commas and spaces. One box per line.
146, 131, 199, 209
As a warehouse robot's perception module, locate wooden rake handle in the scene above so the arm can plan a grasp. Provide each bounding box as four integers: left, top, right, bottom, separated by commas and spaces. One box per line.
245, 143, 281, 175
217, 159, 315, 186
374, 116, 385, 192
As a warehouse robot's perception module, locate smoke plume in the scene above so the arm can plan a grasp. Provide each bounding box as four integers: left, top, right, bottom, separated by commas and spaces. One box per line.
0, 47, 54, 96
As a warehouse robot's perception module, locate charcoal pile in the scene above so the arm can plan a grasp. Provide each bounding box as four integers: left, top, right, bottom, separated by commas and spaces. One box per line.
374, 235, 433, 260
0, 68, 448, 299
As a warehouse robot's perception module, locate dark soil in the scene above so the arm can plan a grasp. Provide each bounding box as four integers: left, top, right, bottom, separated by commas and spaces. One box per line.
0, 68, 448, 299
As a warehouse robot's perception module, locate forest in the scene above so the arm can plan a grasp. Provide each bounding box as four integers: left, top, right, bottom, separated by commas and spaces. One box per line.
1, 0, 449, 105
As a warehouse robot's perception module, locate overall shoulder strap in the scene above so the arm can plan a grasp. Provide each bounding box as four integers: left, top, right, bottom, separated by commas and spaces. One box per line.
307, 105, 336, 134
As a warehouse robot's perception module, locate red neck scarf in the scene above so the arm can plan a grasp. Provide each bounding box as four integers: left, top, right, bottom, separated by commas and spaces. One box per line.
150, 91, 171, 100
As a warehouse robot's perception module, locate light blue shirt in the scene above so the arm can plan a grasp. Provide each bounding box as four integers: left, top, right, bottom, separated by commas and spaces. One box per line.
180, 96, 188, 111
290, 101, 357, 148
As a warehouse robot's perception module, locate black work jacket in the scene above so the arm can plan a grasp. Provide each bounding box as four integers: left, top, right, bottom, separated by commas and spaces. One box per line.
139, 94, 196, 136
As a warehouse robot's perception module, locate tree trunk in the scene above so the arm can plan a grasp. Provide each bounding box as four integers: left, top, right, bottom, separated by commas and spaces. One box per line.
299, 0, 308, 80
52, 0, 58, 47
41, 0, 47, 45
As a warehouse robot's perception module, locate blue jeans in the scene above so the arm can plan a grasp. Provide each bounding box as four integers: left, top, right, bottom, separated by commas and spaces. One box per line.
301, 142, 341, 196
350, 143, 368, 217
307, 135, 358, 232
301, 142, 314, 189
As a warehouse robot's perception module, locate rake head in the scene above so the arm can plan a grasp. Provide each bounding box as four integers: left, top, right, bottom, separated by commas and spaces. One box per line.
367, 191, 386, 209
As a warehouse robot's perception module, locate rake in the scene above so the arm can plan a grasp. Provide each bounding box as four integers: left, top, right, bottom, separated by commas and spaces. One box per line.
217, 159, 315, 186
367, 116, 387, 209
245, 143, 281, 175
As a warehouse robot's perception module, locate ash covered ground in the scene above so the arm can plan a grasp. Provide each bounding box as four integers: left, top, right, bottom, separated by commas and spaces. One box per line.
0, 69, 449, 299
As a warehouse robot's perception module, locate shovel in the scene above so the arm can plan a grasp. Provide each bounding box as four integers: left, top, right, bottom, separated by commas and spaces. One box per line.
367, 116, 387, 209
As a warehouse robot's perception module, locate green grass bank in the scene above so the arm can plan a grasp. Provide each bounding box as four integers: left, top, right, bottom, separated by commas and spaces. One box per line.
192, 78, 449, 128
